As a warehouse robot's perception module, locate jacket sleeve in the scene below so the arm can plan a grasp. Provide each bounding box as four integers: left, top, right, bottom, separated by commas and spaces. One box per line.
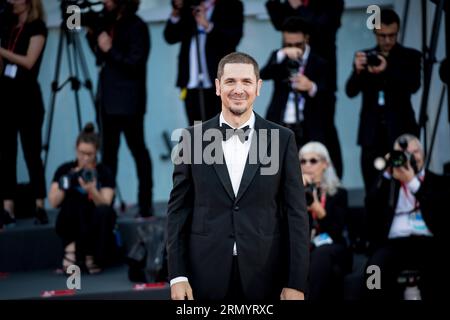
383, 49, 421, 94
260, 51, 290, 82
105, 20, 150, 72
166, 134, 194, 280
319, 188, 348, 242
281, 131, 310, 293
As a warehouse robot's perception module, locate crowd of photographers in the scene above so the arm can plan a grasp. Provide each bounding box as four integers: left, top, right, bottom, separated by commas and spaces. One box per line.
0, 0, 449, 300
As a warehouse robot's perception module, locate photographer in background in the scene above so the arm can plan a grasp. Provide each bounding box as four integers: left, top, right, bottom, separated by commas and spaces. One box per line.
261, 18, 334, 156
49, 123, 117, 274
265, 0, 344, 179
164, 0, 244, 125
346, 9, 422, 193
365, 134, 447, 300
0, 0, 48, 228
299, 142, 352, 300
86, 0, 154, 217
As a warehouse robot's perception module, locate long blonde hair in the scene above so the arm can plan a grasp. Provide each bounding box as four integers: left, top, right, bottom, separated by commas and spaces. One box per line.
26, 0, 46, 23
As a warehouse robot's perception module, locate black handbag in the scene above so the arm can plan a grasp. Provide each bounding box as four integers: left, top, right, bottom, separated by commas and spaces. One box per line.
127, 220, 167, 283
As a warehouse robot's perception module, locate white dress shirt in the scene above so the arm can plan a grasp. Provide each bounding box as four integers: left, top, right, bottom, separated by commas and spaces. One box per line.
388, 170, 433, 239
276, 44, 318, 124
170, 112, 256, 287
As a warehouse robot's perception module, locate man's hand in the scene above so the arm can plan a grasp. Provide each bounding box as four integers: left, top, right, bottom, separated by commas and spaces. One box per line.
282, 47, 303, 61
354, 52, 367, 74
288, 0, 303, 10
171, 281, 194, 300
392, 163, 415, 184
291, 73, 314, 92
78, 176, 97, 194
368, 54, 387, 74
193, 3, 209, 29
171, 0, 184, 17
97, 32, 113, 53
280, 288, 305, 300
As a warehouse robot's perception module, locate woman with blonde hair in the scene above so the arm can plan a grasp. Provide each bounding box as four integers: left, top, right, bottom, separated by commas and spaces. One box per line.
0, 0, 48, 228
299, 141, 352, 300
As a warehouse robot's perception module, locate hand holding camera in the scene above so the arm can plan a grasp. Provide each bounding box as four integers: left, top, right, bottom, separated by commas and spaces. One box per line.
282, 47, 303, 61
354, 51, 387, 75
59, 168, 98, 192
291, 73, 313, 92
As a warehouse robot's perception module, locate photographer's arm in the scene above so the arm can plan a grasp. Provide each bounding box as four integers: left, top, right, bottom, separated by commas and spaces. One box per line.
0, 35, 45, 70
78, 177, 114, 206
49, 182, 65, 208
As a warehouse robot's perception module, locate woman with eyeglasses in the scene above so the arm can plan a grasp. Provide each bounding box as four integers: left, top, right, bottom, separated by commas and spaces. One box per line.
0, 0, 48, 229
299, 142, 352, 300
49, 123, 118, 274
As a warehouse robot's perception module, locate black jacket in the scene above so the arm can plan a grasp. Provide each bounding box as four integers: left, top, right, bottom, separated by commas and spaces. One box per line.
311, 187, 348, 245
365, 170, 448, 252
166, 113, 310, 300
346, 44, 422, 147
265, 0, 344, 92
87, 14, 150, 115
261, 49, 330, 143
163, 0, 243, 88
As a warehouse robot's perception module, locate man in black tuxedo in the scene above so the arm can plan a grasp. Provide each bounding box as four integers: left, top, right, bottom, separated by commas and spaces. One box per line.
261, 18, 337, 167
167, 52, 309, 300
265, 0, 344, 178
87, 0, 153, 216
164, 0, 244, 125
346, 9, 421, 193
365, 134, 447, 300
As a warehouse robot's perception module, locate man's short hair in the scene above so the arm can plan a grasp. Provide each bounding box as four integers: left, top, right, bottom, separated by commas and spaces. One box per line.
394, 134, 423, 153
217, 52, 260, 80
281, 17, 312, 36
380, 9, 401, 28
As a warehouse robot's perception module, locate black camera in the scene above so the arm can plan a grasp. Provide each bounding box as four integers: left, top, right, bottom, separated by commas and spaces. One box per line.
366, 50, 382, 67
285, 58, 302, 77
60, 0, 108, 35
59, 168, 97, 191
304, 183, 317, 206
374, 137, 419, 174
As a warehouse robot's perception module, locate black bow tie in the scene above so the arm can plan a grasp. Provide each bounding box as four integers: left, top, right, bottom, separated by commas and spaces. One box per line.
220, 123, 251, 143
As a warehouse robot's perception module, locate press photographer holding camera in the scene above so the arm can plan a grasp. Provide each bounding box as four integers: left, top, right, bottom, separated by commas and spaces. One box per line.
49, 123, 117, 274
85, 0, 154, 217
261, 17, 334, 155
164, 0, 244, 125
365, 134, 448, 300
346, 9, 422, 193
299, 142, 352, 300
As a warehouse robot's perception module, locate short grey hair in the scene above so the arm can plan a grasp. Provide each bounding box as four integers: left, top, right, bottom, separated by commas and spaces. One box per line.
299, 142, 341, 196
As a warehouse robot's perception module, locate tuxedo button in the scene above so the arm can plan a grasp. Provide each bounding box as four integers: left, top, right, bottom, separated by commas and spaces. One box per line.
233, 206, 239, 211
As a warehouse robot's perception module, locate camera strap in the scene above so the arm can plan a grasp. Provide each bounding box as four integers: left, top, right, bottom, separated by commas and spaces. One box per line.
8, 24, 24, 53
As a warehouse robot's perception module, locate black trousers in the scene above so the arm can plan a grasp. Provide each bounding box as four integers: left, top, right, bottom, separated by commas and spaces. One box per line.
55, 203, 117, 267
364, 237, 442, 301
184, 88, 221, 125
0, 79, 46, 200
308, 243, 352, 301
99, 113, 153, 211
224, 256, 246, 301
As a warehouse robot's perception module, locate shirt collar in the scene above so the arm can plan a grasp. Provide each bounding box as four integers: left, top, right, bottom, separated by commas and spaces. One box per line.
219, 111, 255, 130
302, 44, 311, 64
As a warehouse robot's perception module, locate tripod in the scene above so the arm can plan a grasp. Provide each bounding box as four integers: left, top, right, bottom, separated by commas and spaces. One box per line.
42, 23, 96, 171
42, 22, 127, 212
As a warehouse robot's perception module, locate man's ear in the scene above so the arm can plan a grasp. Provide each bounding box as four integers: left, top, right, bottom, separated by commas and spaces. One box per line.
215, 78, 220, 96
256, 79, 263, 96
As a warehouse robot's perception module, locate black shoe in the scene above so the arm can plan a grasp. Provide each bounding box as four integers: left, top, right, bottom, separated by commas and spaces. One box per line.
2, 210, 16, 228
35, 207, 49, 225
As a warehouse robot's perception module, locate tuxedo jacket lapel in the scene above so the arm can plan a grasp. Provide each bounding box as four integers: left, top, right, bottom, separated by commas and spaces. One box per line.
235, 113, 272, 204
